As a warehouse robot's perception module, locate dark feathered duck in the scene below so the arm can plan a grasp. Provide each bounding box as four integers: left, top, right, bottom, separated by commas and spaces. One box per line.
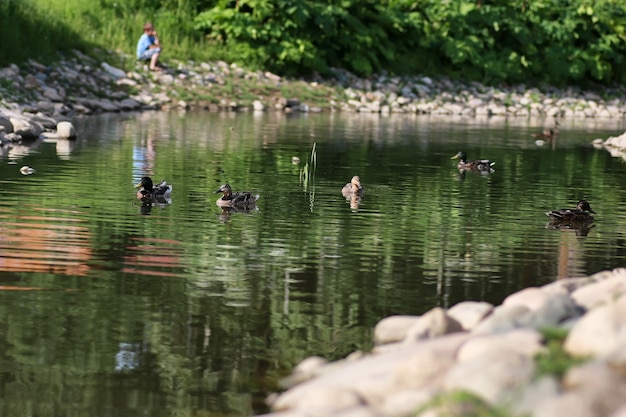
215, 183, 259, 209
546, 199, 596, 228
451, 152, 495, 172
135, 176, 172, 203
532, 120, 559, 139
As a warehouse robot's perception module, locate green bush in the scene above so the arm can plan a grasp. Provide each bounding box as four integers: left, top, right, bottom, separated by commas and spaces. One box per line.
3, 0, 626, 87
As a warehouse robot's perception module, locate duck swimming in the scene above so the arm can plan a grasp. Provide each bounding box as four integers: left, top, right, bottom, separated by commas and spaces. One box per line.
215, 183, 259, 209
532, 120, 559, 139
341, 175, 364, 198
451, 152, 495, 172
546, 199, 596, 227
135, 176, 172, 203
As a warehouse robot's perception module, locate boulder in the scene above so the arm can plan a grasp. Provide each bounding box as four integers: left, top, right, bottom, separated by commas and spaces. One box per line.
56, 121, 76, 139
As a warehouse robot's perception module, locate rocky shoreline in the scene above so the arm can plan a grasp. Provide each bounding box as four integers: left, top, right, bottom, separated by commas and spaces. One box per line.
261, 268, 626, 417
2, 49, 626, 143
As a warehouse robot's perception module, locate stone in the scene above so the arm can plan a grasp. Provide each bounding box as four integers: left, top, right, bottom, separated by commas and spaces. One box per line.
393, 333, 471, 391
403, 307, 463, 341
457, 328, 545, 363
471, 304, 532, 334
373, 315, 421, 345
56, 121, 76, 139
510, 376, 560, 417
533, 393, 596, 417
564, 298, 626, 357
571, 268, 626, 310
530, 292, 581, 328
10, 117, 43, 139
611, 405, 626, 417
447, 301, 493, 330
41, 86, 64, 102
377, 388, 436, 417
0, 114, 13, 133
503, 286, 551, 311
563, 361, 626, 416
253, 100, 265, 111
272, 385, 363, 415
443, 350, 535, 405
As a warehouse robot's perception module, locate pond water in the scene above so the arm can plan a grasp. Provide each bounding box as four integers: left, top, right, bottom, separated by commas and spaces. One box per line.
1, 110, 626, 416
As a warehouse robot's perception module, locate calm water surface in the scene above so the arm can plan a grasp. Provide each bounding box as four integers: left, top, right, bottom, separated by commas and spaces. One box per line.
1, 111, 626, 416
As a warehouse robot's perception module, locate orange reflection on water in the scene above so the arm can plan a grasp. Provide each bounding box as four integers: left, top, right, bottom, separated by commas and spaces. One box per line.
0, 212, 92, 276
122, 237, 183, 278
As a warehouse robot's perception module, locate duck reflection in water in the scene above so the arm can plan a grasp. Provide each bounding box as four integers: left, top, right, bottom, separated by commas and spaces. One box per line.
545, 199, 596, 234
218, 205, 259, 223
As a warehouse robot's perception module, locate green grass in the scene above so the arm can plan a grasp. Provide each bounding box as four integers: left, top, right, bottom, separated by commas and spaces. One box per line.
415, 391, 510, 417
535, 327, 589, 378
0, 0, 235, 68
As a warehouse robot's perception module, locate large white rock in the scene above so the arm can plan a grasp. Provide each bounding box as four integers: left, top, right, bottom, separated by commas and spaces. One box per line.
443, 350, 535, 405
564, 297, 626, 357
101, 62, 127, 79
374, 315, 421, 345
457, 328, 545, 362
56, 121, 76, 139
471, 304, 532, 334
0, 114, 13, 133
10, 117, 43, 139
447, 301, 493, 330
571, 269, 626, 310
403, 307, 463, 341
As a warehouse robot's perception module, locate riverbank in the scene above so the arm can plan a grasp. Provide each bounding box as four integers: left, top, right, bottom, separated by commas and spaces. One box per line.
261, 268, 626, 417
1, 50, 626, 142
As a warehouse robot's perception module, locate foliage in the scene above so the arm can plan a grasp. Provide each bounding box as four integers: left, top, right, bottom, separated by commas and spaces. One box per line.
195, 0, 626, 85
535, 327, 589, 378
3, 0, 626, 86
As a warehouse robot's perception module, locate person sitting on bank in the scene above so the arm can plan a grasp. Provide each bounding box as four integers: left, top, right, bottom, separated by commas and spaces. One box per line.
136, 22, 162, 71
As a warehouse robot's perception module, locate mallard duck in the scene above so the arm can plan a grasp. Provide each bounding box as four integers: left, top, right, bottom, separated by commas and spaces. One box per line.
532, 120, 559, 139
546, 199, 595, 227
451, 152, 495, 172
341, 176, 364, 198
135, 176, 172, 203
215, 183, 259, 209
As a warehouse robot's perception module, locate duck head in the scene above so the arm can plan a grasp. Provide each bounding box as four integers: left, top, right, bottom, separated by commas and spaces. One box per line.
576, 200, 596, 213
135, 176, 154, 191
215, 184, 233, 198
350, 175, 362, 190
451, 152, 467, 162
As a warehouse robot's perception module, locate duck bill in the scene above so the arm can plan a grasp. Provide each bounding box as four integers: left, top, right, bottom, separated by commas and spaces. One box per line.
214, 188, 223, 194
450, 154, 459, 160
134, 180, 143, 189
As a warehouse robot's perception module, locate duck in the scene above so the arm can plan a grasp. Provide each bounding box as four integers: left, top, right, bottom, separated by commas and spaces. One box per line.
546, 199, 596, 227
19, 166, 36, 175
532, 120, 559, 139
341, 175, 364, 198
215, 183, 259, 209
135, 176, 172, 203
450, 152, 495, 172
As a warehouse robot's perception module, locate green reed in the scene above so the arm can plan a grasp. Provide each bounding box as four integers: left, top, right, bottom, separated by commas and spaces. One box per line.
300, 142, 317, 211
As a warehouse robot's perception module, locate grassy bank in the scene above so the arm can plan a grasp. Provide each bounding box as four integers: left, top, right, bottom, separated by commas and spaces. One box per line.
0, 0, 228, 68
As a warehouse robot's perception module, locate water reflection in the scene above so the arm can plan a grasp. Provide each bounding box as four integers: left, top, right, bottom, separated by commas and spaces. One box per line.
0, 111, 624, 416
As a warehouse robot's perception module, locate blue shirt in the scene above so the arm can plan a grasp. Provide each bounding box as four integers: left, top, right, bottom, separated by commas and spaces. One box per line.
136, 34, 155, 59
